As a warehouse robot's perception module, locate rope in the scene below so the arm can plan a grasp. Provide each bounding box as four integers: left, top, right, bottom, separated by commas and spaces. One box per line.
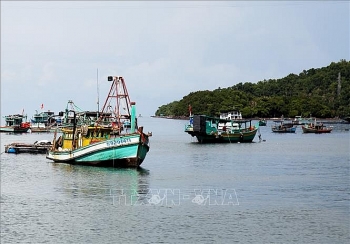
258, 127, 263, 142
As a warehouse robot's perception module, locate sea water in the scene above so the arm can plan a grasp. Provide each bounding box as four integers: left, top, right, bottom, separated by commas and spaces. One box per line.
1, 117, 349, 243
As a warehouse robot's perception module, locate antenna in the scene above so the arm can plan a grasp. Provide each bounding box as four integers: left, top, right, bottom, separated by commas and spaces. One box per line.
97, 68, 100, 117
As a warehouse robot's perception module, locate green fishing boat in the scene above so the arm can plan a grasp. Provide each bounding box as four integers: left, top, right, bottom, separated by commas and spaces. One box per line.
46, 76, 151, 167
185, 115, 259, 143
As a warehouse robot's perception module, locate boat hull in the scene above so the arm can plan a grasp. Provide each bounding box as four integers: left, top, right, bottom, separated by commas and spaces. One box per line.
271, 127, 296, 133
188, 129, 258, 143
0, 126, 29, 133
30, 127, 56, 133
185, 115, 258, 143
46, 134, 150, 167
301, 126, 332, 133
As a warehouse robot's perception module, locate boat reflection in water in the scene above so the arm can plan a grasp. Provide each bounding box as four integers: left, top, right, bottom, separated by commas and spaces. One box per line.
50, 163, 150, 205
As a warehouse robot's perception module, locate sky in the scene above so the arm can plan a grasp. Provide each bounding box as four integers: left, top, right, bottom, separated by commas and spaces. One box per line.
1, 1, 349, 124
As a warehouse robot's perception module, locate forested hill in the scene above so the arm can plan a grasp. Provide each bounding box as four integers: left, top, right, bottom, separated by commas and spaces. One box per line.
155, 60, 350, 119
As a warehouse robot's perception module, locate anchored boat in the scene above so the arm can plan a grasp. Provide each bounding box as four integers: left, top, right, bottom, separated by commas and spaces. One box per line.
301, 118, 332, 133
46, 76, 151, 167
185, 115, 259, 143
0, 114, 30, 133
259, 119, 267, 126
30, 110, 58, 133
271, 120, 297, 133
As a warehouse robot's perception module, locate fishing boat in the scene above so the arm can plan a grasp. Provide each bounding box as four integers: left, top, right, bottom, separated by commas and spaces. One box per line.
185, 115, 259, 143
57, 101, 115, 131
46, 76, 151, 167
0, 114, 30, 133
343, 116, 350, 123
59, 101, 93, 127
293, 116, 313, 125
30, 110, 58, 133
258, 119, 267, 126
301, 119, 332, 133
271, 120, 297, 133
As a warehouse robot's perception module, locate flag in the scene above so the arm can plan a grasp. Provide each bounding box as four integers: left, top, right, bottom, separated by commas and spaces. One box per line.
41, 103, 44, 109
188, 104, 192, 115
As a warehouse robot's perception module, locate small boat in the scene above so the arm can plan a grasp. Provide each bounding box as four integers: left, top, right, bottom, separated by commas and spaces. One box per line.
293, 116, 313, 125
30, 110, 58, 133
46, 76, 151, 167
271, 120, 297, 133
302, 119, 332, 133
258, 119, 267, 126
343, 116, 350, 123
0, 114, 30, 133
5, 140, 52, 154
185, 115, 259, 143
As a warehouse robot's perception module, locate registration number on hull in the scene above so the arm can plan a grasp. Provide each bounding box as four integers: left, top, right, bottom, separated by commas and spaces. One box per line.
106, 138, 132, 147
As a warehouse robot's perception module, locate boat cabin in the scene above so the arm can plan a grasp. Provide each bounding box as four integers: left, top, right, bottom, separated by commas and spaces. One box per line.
219, 110, 242, 120
57, 126, 113, 150
5, 114, 27, 126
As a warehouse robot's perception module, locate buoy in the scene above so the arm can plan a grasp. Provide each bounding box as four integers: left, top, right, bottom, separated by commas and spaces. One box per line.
7, 148, 17, 154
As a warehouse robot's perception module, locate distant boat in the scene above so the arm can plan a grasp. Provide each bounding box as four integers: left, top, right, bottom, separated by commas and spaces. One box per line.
185, 115, 259, 143
343, 116, 350, 123
302, 119, 332, 133
258, 119, 267, 126
293, 116, 313, 125
58, 100, 97, 128
0, 114, 30, 133
57, 101, 115, 132
46, 76, 151, 167
271, 120, 297, 133
30, 110, 57, 133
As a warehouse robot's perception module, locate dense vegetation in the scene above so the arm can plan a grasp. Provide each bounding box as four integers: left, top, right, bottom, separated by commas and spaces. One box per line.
155, 60, 350, 118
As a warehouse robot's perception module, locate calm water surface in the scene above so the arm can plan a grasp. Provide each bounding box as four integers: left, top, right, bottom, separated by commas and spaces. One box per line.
1, 118, 349, 243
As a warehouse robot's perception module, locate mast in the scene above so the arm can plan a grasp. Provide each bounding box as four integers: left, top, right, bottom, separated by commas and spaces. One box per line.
97, 68, 100, 118
98, 76, 132, 134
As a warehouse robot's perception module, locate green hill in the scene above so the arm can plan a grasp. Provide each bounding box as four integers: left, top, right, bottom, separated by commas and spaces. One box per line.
155, 60, 350, 119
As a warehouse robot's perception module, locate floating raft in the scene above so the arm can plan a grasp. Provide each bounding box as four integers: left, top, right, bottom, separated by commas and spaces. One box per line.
5, 140, 52, 154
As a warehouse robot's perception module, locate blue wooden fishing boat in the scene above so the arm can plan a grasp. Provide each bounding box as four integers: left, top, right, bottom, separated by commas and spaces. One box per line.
46, 76, 151, 167
271, 120, 297, 133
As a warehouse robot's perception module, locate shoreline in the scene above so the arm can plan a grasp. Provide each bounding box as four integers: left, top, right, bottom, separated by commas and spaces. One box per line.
150, 115, 350, 124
